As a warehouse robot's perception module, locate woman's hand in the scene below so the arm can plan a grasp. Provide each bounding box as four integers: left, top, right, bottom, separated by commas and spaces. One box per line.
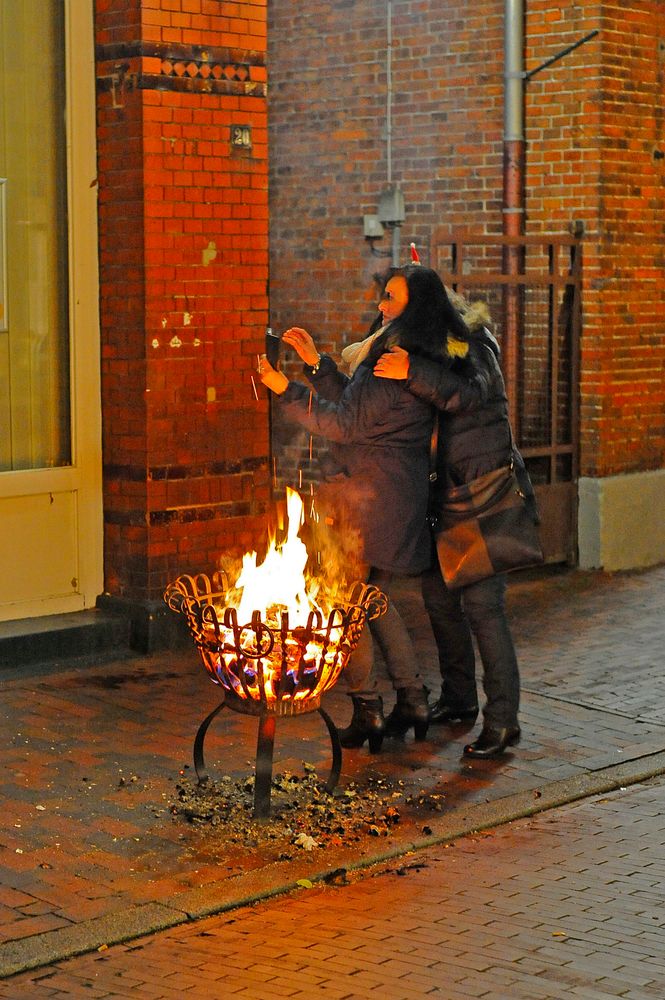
282, 327, 320, 367
374, 345, 410, 380
257, 355, 289, 395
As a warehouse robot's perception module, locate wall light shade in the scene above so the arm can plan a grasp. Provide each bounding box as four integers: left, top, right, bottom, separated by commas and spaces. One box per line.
363, 214, 385, 238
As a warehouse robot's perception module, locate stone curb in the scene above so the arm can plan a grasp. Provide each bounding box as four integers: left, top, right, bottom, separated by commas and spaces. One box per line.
2, 749, 665, 979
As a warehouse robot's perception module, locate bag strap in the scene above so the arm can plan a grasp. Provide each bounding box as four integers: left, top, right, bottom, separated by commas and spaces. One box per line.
429, 417, 438, 484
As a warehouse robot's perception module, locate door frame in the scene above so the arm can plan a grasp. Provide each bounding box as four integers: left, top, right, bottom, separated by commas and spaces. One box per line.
0, 2, 102, 621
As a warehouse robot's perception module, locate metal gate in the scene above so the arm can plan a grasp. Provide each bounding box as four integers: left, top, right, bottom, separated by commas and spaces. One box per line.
431, 232, 582, 565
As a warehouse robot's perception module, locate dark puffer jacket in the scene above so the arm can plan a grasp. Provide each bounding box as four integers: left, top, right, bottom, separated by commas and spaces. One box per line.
404, 327, 539, 521
277, 334, 435, 576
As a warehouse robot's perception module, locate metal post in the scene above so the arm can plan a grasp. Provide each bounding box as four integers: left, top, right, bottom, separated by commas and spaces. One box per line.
391, 224, 401, 267
253, 713, 276, 819
503, 0, 525, 436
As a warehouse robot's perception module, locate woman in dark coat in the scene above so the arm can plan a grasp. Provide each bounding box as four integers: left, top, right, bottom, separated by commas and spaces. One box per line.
375, 289, 537, 758
258, 266, 469, 749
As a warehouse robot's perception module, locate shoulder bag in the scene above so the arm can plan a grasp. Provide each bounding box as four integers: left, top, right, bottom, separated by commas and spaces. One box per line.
429, 420, 544, 590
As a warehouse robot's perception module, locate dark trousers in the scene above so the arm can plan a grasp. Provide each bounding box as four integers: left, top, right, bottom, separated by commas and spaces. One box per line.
344, 567, 423, 697
421, 561, 520, 729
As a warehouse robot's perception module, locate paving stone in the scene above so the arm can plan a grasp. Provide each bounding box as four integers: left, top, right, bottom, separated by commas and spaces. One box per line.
0, 565, 664, 995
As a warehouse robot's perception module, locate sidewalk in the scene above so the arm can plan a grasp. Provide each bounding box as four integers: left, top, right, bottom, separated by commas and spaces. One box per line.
1, 563, 664, 980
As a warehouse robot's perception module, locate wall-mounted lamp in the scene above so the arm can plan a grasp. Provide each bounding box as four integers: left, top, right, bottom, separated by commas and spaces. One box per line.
363, 215, 385, 239
377, 185, 405, 227
363, 185, 406, 264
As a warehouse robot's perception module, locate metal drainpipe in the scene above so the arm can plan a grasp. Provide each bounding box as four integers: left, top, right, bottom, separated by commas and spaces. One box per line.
503, 0, 525, 433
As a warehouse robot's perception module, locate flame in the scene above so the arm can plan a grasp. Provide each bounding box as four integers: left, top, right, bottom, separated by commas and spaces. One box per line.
166, 493, 380, 711
207, 488, 350, 706
231, 487, 324, 627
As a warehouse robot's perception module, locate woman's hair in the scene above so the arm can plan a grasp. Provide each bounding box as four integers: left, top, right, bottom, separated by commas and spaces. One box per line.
391, 265, 472, 359
368, 265, 473, 361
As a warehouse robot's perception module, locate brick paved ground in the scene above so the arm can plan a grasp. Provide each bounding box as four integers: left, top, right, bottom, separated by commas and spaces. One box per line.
0, 564, 663, 983
3, 774, 665, 999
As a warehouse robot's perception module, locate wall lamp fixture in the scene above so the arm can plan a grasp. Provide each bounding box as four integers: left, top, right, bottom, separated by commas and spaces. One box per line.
363, 185, 405, 265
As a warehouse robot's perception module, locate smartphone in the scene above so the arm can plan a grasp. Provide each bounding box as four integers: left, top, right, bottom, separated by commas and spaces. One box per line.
265, 327, 281, 367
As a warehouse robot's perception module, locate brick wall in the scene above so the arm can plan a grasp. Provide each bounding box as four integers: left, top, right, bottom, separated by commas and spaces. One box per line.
268, 0, 665, 484
96, 0, 270, 610
268, 0, 506, 348
525, 1, 665, 477
93, 0, 664, 615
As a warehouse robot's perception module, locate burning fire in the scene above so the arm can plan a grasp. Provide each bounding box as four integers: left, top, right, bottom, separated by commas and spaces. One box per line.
165, 488, 383, 714
230, 487, 324, 627
209, 488, 357, 708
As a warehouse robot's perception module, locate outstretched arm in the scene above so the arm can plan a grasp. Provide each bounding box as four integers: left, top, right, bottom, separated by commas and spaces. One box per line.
375, 344, 493, 413
282, 326, 349, 401
282, 327, 320, 366
258, 355, 289, 394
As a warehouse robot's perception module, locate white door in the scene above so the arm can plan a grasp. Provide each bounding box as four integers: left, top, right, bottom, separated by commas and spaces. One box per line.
0, 2, 102, 622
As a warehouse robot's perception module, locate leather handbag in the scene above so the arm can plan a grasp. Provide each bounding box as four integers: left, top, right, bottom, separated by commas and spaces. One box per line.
429, 425, 544, 590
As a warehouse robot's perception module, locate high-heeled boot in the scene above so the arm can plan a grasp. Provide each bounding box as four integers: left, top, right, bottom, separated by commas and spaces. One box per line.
384, 686, 430, 741
337, 695, 385, 753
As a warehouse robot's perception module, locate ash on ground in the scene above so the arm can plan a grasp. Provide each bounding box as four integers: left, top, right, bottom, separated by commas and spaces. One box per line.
171, 764, 445, 854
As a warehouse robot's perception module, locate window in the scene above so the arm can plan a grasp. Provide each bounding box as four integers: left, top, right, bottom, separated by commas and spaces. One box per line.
0, 1, 70, 471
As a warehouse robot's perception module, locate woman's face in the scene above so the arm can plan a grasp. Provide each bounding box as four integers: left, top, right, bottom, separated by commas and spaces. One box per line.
378, 275, 409, 323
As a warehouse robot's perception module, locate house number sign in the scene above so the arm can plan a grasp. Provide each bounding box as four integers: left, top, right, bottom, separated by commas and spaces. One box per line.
231, 125, 252, 149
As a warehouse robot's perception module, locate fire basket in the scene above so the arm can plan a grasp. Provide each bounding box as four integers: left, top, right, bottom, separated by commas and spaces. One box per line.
164, 570, 387, 818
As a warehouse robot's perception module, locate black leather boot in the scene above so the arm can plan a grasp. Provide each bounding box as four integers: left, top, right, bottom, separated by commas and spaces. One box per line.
463, 725, 521, 759
384, 686, 430, 741
429, 693, 479, 725
338, 695, 386, 753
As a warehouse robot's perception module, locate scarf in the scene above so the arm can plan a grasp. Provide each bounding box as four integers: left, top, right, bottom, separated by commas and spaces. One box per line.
340, 325, 388, 374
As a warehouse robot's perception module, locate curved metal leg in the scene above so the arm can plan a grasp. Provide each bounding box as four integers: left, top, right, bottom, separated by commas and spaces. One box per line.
253, 713, 276, 819
193, 699, 226, 784
192, 700, 343, 813
318, 705, 342, 794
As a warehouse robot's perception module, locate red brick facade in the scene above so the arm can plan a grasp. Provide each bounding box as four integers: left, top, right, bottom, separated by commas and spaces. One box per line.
525, 1, 665, 477
268, 0, 665, 480
95, 0, 270, 620
93, 1, 664, 635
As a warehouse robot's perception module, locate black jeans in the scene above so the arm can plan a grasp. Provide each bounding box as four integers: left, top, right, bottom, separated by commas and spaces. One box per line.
343, 567, 423, 697
421, 561, 520, 729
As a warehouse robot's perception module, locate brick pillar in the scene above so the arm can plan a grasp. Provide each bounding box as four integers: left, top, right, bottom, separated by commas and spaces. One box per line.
95, 1, 270, 649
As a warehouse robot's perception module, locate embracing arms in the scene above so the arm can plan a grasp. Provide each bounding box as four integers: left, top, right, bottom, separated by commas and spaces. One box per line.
374, 341, 498, 414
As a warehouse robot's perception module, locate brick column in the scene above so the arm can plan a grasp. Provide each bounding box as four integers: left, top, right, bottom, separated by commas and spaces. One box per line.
95, 1, 269, 649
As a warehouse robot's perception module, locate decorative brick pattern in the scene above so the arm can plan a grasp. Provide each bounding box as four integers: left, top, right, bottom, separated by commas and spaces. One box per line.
95, 0, 269, 606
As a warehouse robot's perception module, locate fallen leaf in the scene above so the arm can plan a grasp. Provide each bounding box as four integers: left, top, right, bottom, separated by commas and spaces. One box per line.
293, 832, 318, 851
296, 878, 314, 889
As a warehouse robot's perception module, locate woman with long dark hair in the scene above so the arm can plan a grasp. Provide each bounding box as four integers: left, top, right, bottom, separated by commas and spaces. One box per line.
375, 285, 535, 758
258, 264, 469, 749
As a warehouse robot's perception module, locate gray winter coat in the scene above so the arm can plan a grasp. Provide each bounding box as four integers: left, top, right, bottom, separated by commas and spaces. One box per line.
277, 349, 434, 575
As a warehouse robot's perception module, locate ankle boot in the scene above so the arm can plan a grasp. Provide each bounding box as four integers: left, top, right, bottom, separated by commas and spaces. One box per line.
384, 686, 430, 741
337, 695, 385, 753
429, 693, 479, 725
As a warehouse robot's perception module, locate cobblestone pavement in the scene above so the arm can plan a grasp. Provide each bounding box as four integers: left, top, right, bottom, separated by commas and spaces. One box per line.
2, 774, 665, 999
0, 564, 663, 985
